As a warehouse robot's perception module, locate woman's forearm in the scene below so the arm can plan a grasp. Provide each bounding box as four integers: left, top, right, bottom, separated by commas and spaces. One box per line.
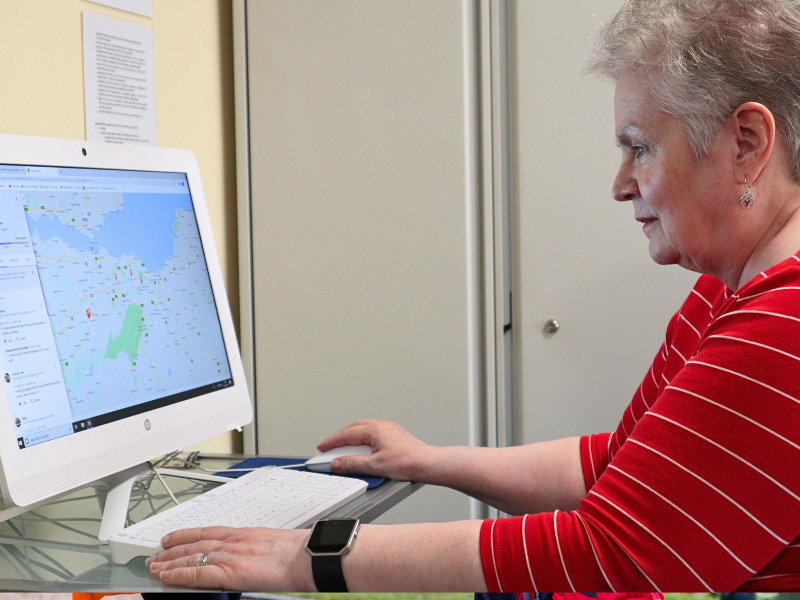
321, 421, 586, 515
293, 520, 486, 592
415, 437, 586, 515
149, 519, 486, 592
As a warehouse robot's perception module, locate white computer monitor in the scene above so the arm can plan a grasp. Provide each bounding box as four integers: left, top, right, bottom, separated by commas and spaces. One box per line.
0, 134, 252, 511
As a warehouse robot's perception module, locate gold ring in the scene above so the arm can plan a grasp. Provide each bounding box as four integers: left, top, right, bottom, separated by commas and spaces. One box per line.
196, 553, 208, 567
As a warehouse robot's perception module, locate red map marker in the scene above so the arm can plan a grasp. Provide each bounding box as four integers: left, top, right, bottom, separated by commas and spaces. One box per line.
114, 272, 118, 281
140, 277, 143, 284
86, 309, 91, 319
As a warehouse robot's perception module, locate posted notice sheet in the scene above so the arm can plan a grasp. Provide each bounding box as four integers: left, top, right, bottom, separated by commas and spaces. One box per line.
83, 11, 156, 145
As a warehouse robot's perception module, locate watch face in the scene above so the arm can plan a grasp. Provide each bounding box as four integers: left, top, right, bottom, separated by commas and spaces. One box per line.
307, 519, 358, 554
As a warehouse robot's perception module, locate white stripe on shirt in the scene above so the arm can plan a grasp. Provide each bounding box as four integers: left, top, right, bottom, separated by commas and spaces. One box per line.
554, 510, 576, 592
717, 309, 800, 326
589, 490, 714, 591
575, 511, 616, 592
691, 288, 713, 308
650, 364, 659, 388
608, 464, 756, 573
707, 334, 800, 363
490, 519, 502, 592
735, 286, 800, 302
640, 385, 651, 410
590, 511, 663, 592
626, 438, 788, 544
521, 514, 537, 592
749, 573, 798, 581
666, 385, 800, 454
687, 360, 800, 406
679, 314, 702, 338
646, 412, 800, 504
670, 344, 687, 364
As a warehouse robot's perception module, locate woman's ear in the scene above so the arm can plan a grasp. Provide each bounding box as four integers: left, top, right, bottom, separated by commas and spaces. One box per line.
731, 102, 776, 183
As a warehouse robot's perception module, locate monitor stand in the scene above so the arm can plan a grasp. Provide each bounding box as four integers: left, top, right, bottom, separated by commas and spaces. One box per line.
97, 463, 152, 542
0, 462, 232, 543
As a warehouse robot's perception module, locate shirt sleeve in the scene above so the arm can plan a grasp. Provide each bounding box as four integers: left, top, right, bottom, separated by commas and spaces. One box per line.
481, 278, 800, 592
580, 433, 613, 493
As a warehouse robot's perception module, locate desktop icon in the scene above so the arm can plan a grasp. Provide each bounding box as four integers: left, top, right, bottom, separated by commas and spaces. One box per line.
4, 373, 9, 383
15, 418, 20, 428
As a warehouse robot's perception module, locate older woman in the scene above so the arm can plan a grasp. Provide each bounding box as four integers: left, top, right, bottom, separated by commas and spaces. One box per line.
147, 0, 800, 592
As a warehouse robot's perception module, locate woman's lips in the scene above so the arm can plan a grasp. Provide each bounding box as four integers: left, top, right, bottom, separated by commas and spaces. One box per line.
638, 217, 657, 230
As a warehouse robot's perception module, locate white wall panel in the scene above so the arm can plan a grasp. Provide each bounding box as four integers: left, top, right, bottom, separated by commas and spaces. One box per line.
244, 0, 480, 523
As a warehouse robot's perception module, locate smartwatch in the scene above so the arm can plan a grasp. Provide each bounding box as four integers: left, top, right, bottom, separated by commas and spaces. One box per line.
305, 518, 360, 592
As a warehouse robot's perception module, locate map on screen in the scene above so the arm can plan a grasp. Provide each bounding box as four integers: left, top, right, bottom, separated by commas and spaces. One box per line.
23, 190, 232, 422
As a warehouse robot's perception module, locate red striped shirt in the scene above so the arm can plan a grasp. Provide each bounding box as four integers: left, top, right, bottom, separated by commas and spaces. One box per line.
480, 253, 800, 592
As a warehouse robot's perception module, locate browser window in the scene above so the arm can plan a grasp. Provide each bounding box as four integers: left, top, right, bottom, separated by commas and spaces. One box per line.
0, 165, 233, 449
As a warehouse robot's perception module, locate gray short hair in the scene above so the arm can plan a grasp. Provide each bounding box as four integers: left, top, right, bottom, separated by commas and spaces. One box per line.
585, 0, 800, 180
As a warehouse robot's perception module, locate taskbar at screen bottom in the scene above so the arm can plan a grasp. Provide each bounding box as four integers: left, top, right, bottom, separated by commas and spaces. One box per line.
16, 377, 234, 449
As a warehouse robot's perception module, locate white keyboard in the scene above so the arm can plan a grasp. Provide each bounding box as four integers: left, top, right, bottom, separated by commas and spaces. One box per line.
108, 467, 368, 564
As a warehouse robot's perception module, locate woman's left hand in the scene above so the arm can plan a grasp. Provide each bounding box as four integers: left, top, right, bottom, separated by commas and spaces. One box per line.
145, 526, 313, 591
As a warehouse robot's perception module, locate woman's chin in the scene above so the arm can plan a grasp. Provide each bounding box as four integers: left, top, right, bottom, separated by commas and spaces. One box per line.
648, 242, 681, 266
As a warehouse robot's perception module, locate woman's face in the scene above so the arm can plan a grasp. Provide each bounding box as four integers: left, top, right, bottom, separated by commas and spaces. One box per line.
612, 74, 739, 275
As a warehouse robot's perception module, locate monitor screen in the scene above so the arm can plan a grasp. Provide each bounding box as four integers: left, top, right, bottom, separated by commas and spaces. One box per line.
0, 164, 234, 450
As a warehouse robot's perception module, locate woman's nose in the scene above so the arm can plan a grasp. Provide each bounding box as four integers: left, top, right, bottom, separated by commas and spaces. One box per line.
612, 164, 638, 202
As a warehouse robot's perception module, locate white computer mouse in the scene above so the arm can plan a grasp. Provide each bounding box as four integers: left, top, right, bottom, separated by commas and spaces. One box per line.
305, 444, 373, 473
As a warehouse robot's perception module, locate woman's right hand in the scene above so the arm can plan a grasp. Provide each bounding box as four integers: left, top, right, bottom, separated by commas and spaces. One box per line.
316, 419, 434, 481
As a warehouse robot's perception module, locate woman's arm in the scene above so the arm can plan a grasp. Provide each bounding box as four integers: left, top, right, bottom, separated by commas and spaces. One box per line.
319, 420, 587, 514
418, 438, 586, 514
146, 424, 586, 591
146, 520, 485, 592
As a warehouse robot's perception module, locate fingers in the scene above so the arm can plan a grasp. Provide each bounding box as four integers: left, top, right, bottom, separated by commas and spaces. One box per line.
317, 422, 378, 451
148, 549, 229, 588
149, 551, 207, 572
331, 454, 376, 476
147, 539, 223, 565
159, 526, 235, 549
156, 563, 228, 589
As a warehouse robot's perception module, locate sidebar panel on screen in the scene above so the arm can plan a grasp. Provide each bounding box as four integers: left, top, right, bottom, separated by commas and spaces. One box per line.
0, 191, 73, 448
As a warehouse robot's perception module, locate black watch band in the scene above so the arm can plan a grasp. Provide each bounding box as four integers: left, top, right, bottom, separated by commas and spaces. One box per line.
311, 554, 349, 592
306, 518, 359, 593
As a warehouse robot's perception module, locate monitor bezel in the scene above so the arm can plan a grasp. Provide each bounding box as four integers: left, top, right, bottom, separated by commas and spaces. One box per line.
0, 134, 252, 507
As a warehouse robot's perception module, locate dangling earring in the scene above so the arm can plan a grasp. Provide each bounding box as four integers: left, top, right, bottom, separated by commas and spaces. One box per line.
740, 175, 755, 208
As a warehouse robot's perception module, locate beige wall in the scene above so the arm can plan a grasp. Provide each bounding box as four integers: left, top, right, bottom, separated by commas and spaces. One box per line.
0, 0, 241, 453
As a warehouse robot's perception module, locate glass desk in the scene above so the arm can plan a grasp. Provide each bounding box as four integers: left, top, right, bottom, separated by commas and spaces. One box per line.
0, 454, 422, 592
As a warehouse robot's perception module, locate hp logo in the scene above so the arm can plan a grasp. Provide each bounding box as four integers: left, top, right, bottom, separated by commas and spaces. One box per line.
144, 419, 151, 431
